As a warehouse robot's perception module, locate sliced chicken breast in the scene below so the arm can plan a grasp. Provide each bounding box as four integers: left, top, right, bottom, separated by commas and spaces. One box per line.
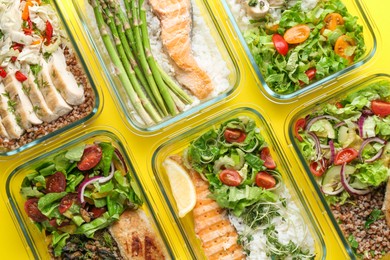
48, 49, 84, 105
26, 70, 58, 122
383, 180, 390, 227
0, 118, 10, 139
37, 58, 72, 117
4, 72, 42, 129
0, 83, 24, 139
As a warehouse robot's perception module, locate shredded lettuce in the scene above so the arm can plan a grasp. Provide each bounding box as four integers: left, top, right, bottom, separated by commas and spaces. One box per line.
354, 162, 389, 187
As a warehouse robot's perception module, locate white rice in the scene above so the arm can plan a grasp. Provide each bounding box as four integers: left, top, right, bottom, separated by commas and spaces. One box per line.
229, 184, 315, 259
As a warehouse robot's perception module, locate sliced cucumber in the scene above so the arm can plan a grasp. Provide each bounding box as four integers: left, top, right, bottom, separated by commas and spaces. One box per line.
338, 125, 359, 148
309, 119, 335, 139
321, 165, 355, 193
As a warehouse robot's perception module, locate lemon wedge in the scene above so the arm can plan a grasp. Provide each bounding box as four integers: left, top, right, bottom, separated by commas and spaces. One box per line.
162, 157, 196, 218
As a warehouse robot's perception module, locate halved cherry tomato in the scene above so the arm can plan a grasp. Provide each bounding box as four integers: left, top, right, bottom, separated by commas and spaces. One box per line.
58, 193, 78, 214
334, 148, 358, 165
255, 171, 276, 189
45, 20, 53, 45
219, 169, 242, 186
90, 207, 106, 218
15, 71, 28, 82
334, 35, 355, 64
371, 100, 390, 117
260, 147, 276, 169
46, 171, 66, 193
0, 67, 6, 78
224, 129, 246, 143
321, 13, 344, 34
77, 144, 103, 171
272, 34, 288, 56
24, 198, 47, 222
294, 118, 306, 142
266, 24, 279, 34
335, 102, 344, 109
309, 160, 325, 177
299, 68, 317, 86
283, 24, 310, 44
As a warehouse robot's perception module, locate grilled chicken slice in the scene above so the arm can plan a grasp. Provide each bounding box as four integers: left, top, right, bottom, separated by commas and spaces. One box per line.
383, 180, 390, 227
4, 72, 42, 129
109, 210, 169, 260
0, 83, 24, 139
37, 58, 72, 117
26, 70, 58, 122
0, 118, 9, 139
48, 49, 84, 105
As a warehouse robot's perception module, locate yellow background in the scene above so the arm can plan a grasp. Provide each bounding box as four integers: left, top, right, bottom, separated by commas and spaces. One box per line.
0, 0, 388, 259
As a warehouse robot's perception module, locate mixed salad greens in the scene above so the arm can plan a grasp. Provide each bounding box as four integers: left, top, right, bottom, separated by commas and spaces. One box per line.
21, 142, 142, 257
242, 0, 365, 94
294, 80, 390, 205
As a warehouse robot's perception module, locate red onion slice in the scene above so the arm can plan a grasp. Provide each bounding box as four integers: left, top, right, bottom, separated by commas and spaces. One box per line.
306, 115, 341, 132
340, 163, 371, 195
358, 137, 386, 162
114, 148, 128, 173
329, 140, 335, 165
334, 121, 346, 128
308, 132, 322, 161
357, 116, 365, 138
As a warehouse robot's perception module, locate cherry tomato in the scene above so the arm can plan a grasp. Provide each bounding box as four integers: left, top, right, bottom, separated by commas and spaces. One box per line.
309, 161, 325, 177
15, 71, 28, 82
45, 20, 53, 45
283, 24, 310, 44
260, 147, 276, 169
58, 193, 78, 214
224, 129, 246, 143
45, 171, 66, 193
334, 35, 355, 64
335, 102, 344, 109
294, 118, 306, 142
371, 100, 390, 117
24, 198, 47, 222
272, 34, 289, 56
334, 148, 358, 165
321, 13, 344, 34
77, 144, 103, 171
0, 67, 6, 78
299, 68, 317, 86
255, 171, 276, 189
90, 207, 106, 218
219, 169, 242, 186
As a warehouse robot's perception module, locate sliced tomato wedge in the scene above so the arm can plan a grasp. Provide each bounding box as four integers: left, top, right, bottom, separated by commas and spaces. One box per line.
309, 160, 326, 177
283, 24, 310, 44
224, 129, 246, 143
219, 169, 242, 187
0, 67, 6, 78
15, 71, 28, 82
77, 144, 103, 171
24, 198, 47, 222
294, 118, 306, 142
371, 100, 390, 117
255, 171, 276, 189
260, 147, 276, 169
46, 171, 66, 193
334, 148, 358, 165
272, 34, 289, 56
58, 193, 78, 214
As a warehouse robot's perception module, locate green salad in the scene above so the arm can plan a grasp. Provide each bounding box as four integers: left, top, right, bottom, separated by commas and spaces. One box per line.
294, 81, 390, 204
242, 0, 365, 94
21, 142, 142, 257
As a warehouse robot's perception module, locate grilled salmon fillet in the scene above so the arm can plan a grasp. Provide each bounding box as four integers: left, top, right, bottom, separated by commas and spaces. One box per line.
148, 0, 214, 99
109, 210, 169, 260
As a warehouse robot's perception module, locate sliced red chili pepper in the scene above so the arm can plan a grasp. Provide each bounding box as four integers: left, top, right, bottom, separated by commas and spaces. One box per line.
15, 71, 28, 82
45, 20, 53, 45
0, 67, 6, 78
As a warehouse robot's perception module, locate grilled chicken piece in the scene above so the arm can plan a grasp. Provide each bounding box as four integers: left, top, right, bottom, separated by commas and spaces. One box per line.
37, 58, 72, 117
191, 171, 246, 260
0, 118, 9, 139
48, 49, 85, 105
0, 83, 24, 139
26, 70, 58, 122
148, 0, 214, 99
383, 180, 390, 227
109, 210, 169, 260
4, 72, 42, 129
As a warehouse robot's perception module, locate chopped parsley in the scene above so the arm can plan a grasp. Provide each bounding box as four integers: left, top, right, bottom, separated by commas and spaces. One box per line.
364, 209, 384, 229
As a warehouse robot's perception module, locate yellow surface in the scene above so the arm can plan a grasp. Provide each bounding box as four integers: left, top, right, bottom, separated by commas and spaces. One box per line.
0, 0, 388, 259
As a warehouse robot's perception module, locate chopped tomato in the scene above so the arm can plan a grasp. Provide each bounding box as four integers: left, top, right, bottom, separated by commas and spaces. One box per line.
46, 172, 66, 193
335, 102, 344, 109
334, 148, 358, 165
24, 198, 47, 222
0, 67, 6, 78
272, 34, 288, 56
309, 160, 325, 177
90, 207, 106, 218
334, 35, 355, 64
255, 171, 276, 189
283, 24, 310, 44
266, 24, 279, 34
15, 71, 28, 82
77, 144, 103, 171
45, 20, 53, 45
260, 147, 276, 169
299, 68, 317, 86
321, 13, 344, 34
58, 193, 78, 214
294, 118, 306, 142
224, 129, 246, 143
371, 100, 390, 117
219, 169, 242, 186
